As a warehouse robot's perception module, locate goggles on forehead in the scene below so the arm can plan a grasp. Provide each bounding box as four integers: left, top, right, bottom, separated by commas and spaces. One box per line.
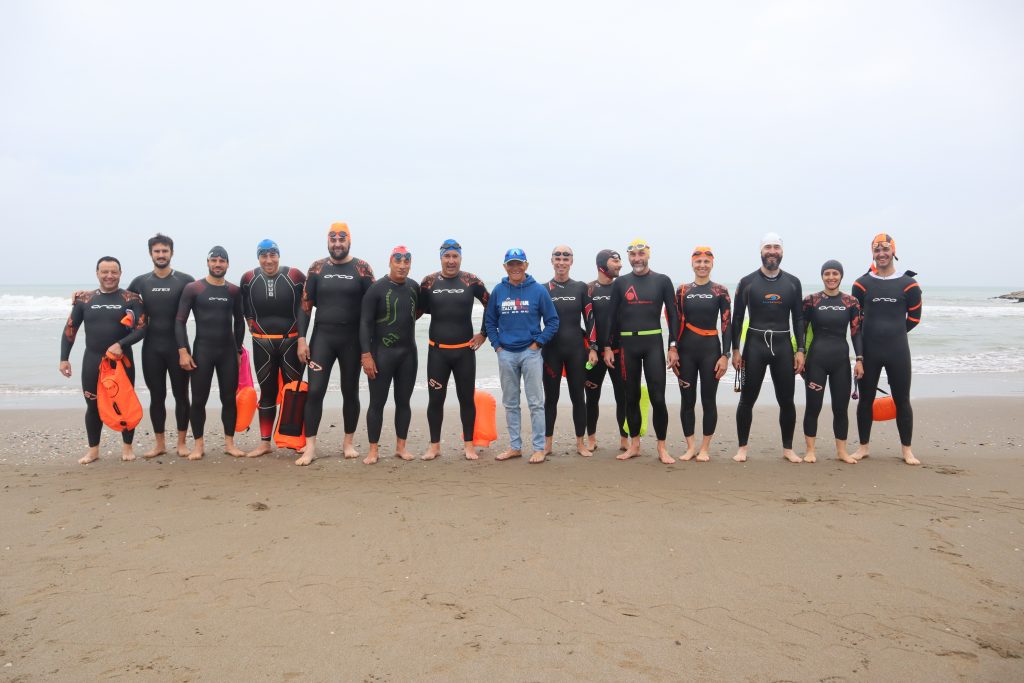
626, 242, 650, 253
328, 230, 349, 240
691, 249, 714, 258
551, 251, 573, 258
392, 253, 412, 262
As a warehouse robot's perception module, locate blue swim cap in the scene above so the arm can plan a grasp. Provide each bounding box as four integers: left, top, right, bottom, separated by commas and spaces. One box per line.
503, 248, 527, 264
439, 238, 462, 256
256, 239, 280, 257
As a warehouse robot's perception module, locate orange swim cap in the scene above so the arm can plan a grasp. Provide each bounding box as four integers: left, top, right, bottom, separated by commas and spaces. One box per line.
328, 222, 350, 238
691, 246, 714, 260
871, 232, 897, 259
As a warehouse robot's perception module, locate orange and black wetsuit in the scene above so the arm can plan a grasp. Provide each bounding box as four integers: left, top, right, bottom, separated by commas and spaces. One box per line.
127, 270, 194, 437
852, 271, 922, 446
61, 289, 147, 447
675, 281, 731, 437
175, 279, 245, 439
606, 270, 679, 441
241, 266, 306, 440
419, 271, 489, 443
585, 279, 626, 439
299, 257, 375, 438
543, 278, 595, 438
731, 270, 805, 449
801, 291, 861, 440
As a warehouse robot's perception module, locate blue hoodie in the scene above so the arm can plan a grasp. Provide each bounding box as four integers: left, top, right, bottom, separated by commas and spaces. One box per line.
484, 274, 559, 352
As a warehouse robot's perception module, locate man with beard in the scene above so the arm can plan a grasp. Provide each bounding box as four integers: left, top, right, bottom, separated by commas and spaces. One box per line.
360, 246, 422, 464
851, 233, 923, 465
731, 233, 805, 463
543, 245, 597, 457
60, 256, 147, 464
602, 239, 679, 464
295, 223, 375, 466
176, 246, 246, 460
419, 239, 489, 461
122, 235, 195, 457
239, 239, 306, 457
585, 249, 628, 452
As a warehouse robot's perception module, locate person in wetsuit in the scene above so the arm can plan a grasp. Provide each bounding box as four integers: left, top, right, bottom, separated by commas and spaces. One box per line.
585, 249, 628, 452
674, 246, 731, 462
801, 259, 863, 464
419, 239, 489, 461
360, 246, 422, 464
176, 246, 246, 460
60, 256, 147, 464
125, 234, 194, 458
851, 233, 923, 465
239, 238, 306, 457
543, 245, 598, 457
731, 232, 806, 463
295, 223, 375, 466
602, 238, 680, 464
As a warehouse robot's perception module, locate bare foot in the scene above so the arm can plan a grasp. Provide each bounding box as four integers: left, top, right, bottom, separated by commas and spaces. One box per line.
783, 449, 802, 463
544, 437, 553, 456
837, 453, 857, 464
79, 448, 100, 465
122, 450, 136, 462
464, 443, 479, 461
616, 445, 641, 460
528, 451, 546, 464
363, 453, 379, 465
187, 449, 204, 461
733, 447, 748, 463
343, 435, 360, 459
803, 451, 817, 463
421, 444, 441, 461
695, 451, 710, 462
495, 449, 522, 461
680, 448, 696, 462
226, 446, 246, 457
619, 437, 630, 451
850, 446, 869, 461
246, 442, 273, 458
294, 448, 316, 466
142, 446, 166, 459
657, 446, 676, 465
903, 449, 920, 466
586, 435, 597, 451
395, 449, 415, 461
577, 446, 593, 457
176, 444, 191, 457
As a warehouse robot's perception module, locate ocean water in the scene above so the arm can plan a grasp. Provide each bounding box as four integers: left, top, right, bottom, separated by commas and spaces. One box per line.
3, 283, 1023, 408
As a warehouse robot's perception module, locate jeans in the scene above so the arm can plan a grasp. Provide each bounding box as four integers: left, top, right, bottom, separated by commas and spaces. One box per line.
497, 347, 545, 452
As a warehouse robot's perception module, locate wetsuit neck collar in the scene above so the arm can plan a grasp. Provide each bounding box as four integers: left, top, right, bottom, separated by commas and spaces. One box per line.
328, 255, 353, 266
98, 286, 119, 294
204, 275, 226, 286
596, 273, 615, 286
822, 288, 841, 297
152, 267, 174, 279
692, 276, 710, 286
386, 275, 407, 286
869, 270, 902, 280
552, 275, 571, 284
758, 267, 781, 280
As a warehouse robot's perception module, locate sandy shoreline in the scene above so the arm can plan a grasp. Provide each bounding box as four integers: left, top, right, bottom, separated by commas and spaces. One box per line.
1, 398, 1023, 681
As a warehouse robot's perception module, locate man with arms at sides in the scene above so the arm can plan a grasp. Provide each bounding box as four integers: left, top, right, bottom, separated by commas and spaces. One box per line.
240, 239, 306, 457
585, 249, 628, 452
543, 245, 598, 457
360, 246, 422, 465
176, 246, 246, 460
60, 257, 147, 464
602, 239, 680, 464
484, 248, 559, 464
419, 239, 489, 461
851, 233, 923, 465
674, 246, 731, 462
295, 222, 375, 466
731, 233, 805, 463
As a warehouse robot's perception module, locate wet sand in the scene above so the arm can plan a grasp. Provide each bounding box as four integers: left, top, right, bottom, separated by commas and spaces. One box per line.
1, 398, 1022, 681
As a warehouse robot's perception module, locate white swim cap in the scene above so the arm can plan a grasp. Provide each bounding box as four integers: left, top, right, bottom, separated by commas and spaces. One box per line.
760, 232, 783, 248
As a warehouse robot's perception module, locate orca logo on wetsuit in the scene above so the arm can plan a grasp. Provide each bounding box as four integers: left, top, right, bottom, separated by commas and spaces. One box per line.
91, 304, 123, 309
763, 294, 782, 303
323, 274, 354, 280
592, 295, 610, 301
818, 305, 847, 311
550, 296, 577, 301
433, 289, 465, 294
687, 293, 713, 299
872, 297, 898, 303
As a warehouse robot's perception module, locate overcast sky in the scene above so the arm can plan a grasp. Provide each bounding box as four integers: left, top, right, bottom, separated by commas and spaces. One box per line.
2, 1, 1022, 288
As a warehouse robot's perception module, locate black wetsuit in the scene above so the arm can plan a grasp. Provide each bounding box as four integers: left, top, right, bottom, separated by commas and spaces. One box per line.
419, 271, 489, 443
606, 270, 679, 441
127, 270, 194, 436
299, 258, 375, 437
543, 278, 595, 438
360, 277, 420, 444
675, 281, 732, 437
61, 289, 147, 447
240, 266, 306, 440
801, 292, 862, 440
732, 270, 805, 449
853, 271, 922, 446
175, 279, 245, 439
586, 279, 626, 439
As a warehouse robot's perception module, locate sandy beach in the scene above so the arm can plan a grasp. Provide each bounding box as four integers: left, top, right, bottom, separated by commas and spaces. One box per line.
1, 398, 1022, 681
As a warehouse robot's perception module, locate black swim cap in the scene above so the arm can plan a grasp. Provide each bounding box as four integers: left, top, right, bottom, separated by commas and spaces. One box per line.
208, 245, 229, 261
596, 249, 620, 272
821, 259, 843, 276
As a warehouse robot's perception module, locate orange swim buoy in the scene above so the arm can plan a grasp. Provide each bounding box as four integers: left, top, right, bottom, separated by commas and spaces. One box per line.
97, 353, 144, 432
235, 347, 257, 432
274, 377, 309, 450
472, 390, 497, 447
873, 396, 897, 421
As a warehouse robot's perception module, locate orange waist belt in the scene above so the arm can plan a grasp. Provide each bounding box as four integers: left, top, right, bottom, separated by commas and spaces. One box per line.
252, 332, 299, 339
685, 323, 718, 337
429, 339, 473, 349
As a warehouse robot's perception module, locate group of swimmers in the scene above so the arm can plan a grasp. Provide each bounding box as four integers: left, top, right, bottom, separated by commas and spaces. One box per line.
60, 226, 922, 467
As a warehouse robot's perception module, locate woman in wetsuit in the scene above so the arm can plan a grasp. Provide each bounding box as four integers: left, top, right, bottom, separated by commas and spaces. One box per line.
674, 246, 731, 462
801, 260, 862, 464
